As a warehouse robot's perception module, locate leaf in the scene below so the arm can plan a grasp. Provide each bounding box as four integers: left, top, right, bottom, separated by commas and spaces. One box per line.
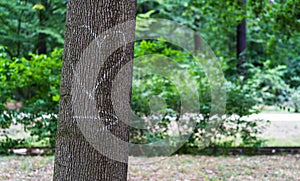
52, 95, 60, 102
137, 10, 156, 19
32, 4, 45, 11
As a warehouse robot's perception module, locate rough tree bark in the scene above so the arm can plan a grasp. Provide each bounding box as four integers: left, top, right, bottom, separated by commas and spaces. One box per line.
53, 1, 136, 180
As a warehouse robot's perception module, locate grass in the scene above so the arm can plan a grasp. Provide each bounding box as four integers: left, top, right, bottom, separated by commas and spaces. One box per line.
0, 156, 54, 180
0, 154, 299, 180
129, 154, 300, 180
259, 105, 295, 113
264, 138, 300, 147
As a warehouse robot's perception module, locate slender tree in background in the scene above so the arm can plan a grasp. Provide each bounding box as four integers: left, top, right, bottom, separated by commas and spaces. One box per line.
194, 32, 201, 54
36, 0, 49, 54
53, 0, 136, 180
237, 0, 247, 77
0, 0, 66, 57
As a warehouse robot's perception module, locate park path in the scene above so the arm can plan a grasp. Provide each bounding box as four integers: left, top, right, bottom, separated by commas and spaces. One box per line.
245, 112, 300, 146
247, 112, 300, 122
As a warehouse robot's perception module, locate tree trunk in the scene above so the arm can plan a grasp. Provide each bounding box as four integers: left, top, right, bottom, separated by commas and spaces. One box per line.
37, 0, 49, 54
53, 1, 136, 180
194, 32, 201, 55
237, 0, 247, 77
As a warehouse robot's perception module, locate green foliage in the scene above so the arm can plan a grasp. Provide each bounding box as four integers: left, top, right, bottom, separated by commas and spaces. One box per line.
0, 0, 66, 57
137, 0, 300, 108
290, 87, 300, 113
0, 48, 62, 147
285, 56, 300, 89
2, 40, 265, 153
0, 136, 24, 155
131, 39, 263, 151
137, 0, 300, 86
185, 82, 262, 150
246, 60, 291, 106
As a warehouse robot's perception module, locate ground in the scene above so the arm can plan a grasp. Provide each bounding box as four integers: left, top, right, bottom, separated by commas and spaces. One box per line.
1, 109, 299, 180
0, 155, 299, 180
246, 112, 300, 146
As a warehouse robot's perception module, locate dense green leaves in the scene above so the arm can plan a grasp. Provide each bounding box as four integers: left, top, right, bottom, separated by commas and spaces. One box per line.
131, 39, 261, 149
0, 48, 62, 147
0, 0, 66, 57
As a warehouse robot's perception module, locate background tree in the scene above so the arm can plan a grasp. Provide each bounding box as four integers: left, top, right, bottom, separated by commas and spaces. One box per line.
0, 0, 66, 57
53, 0, 136, 180
237, 0, 247, 78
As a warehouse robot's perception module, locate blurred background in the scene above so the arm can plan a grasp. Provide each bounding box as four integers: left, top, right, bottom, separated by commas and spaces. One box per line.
0, 0, 299, 155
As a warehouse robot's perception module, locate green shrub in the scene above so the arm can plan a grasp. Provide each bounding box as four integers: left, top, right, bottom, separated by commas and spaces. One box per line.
290, 87, 300, 112
0, 136, 25, 155
285, 56, 300, 89
0, 48, 62, 147
131, 40, 264, 153
0, 40, 266, 153
246, 60, 291, 105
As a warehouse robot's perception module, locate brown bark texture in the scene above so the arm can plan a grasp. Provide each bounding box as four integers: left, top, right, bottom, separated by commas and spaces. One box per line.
53, 0, 136, 180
